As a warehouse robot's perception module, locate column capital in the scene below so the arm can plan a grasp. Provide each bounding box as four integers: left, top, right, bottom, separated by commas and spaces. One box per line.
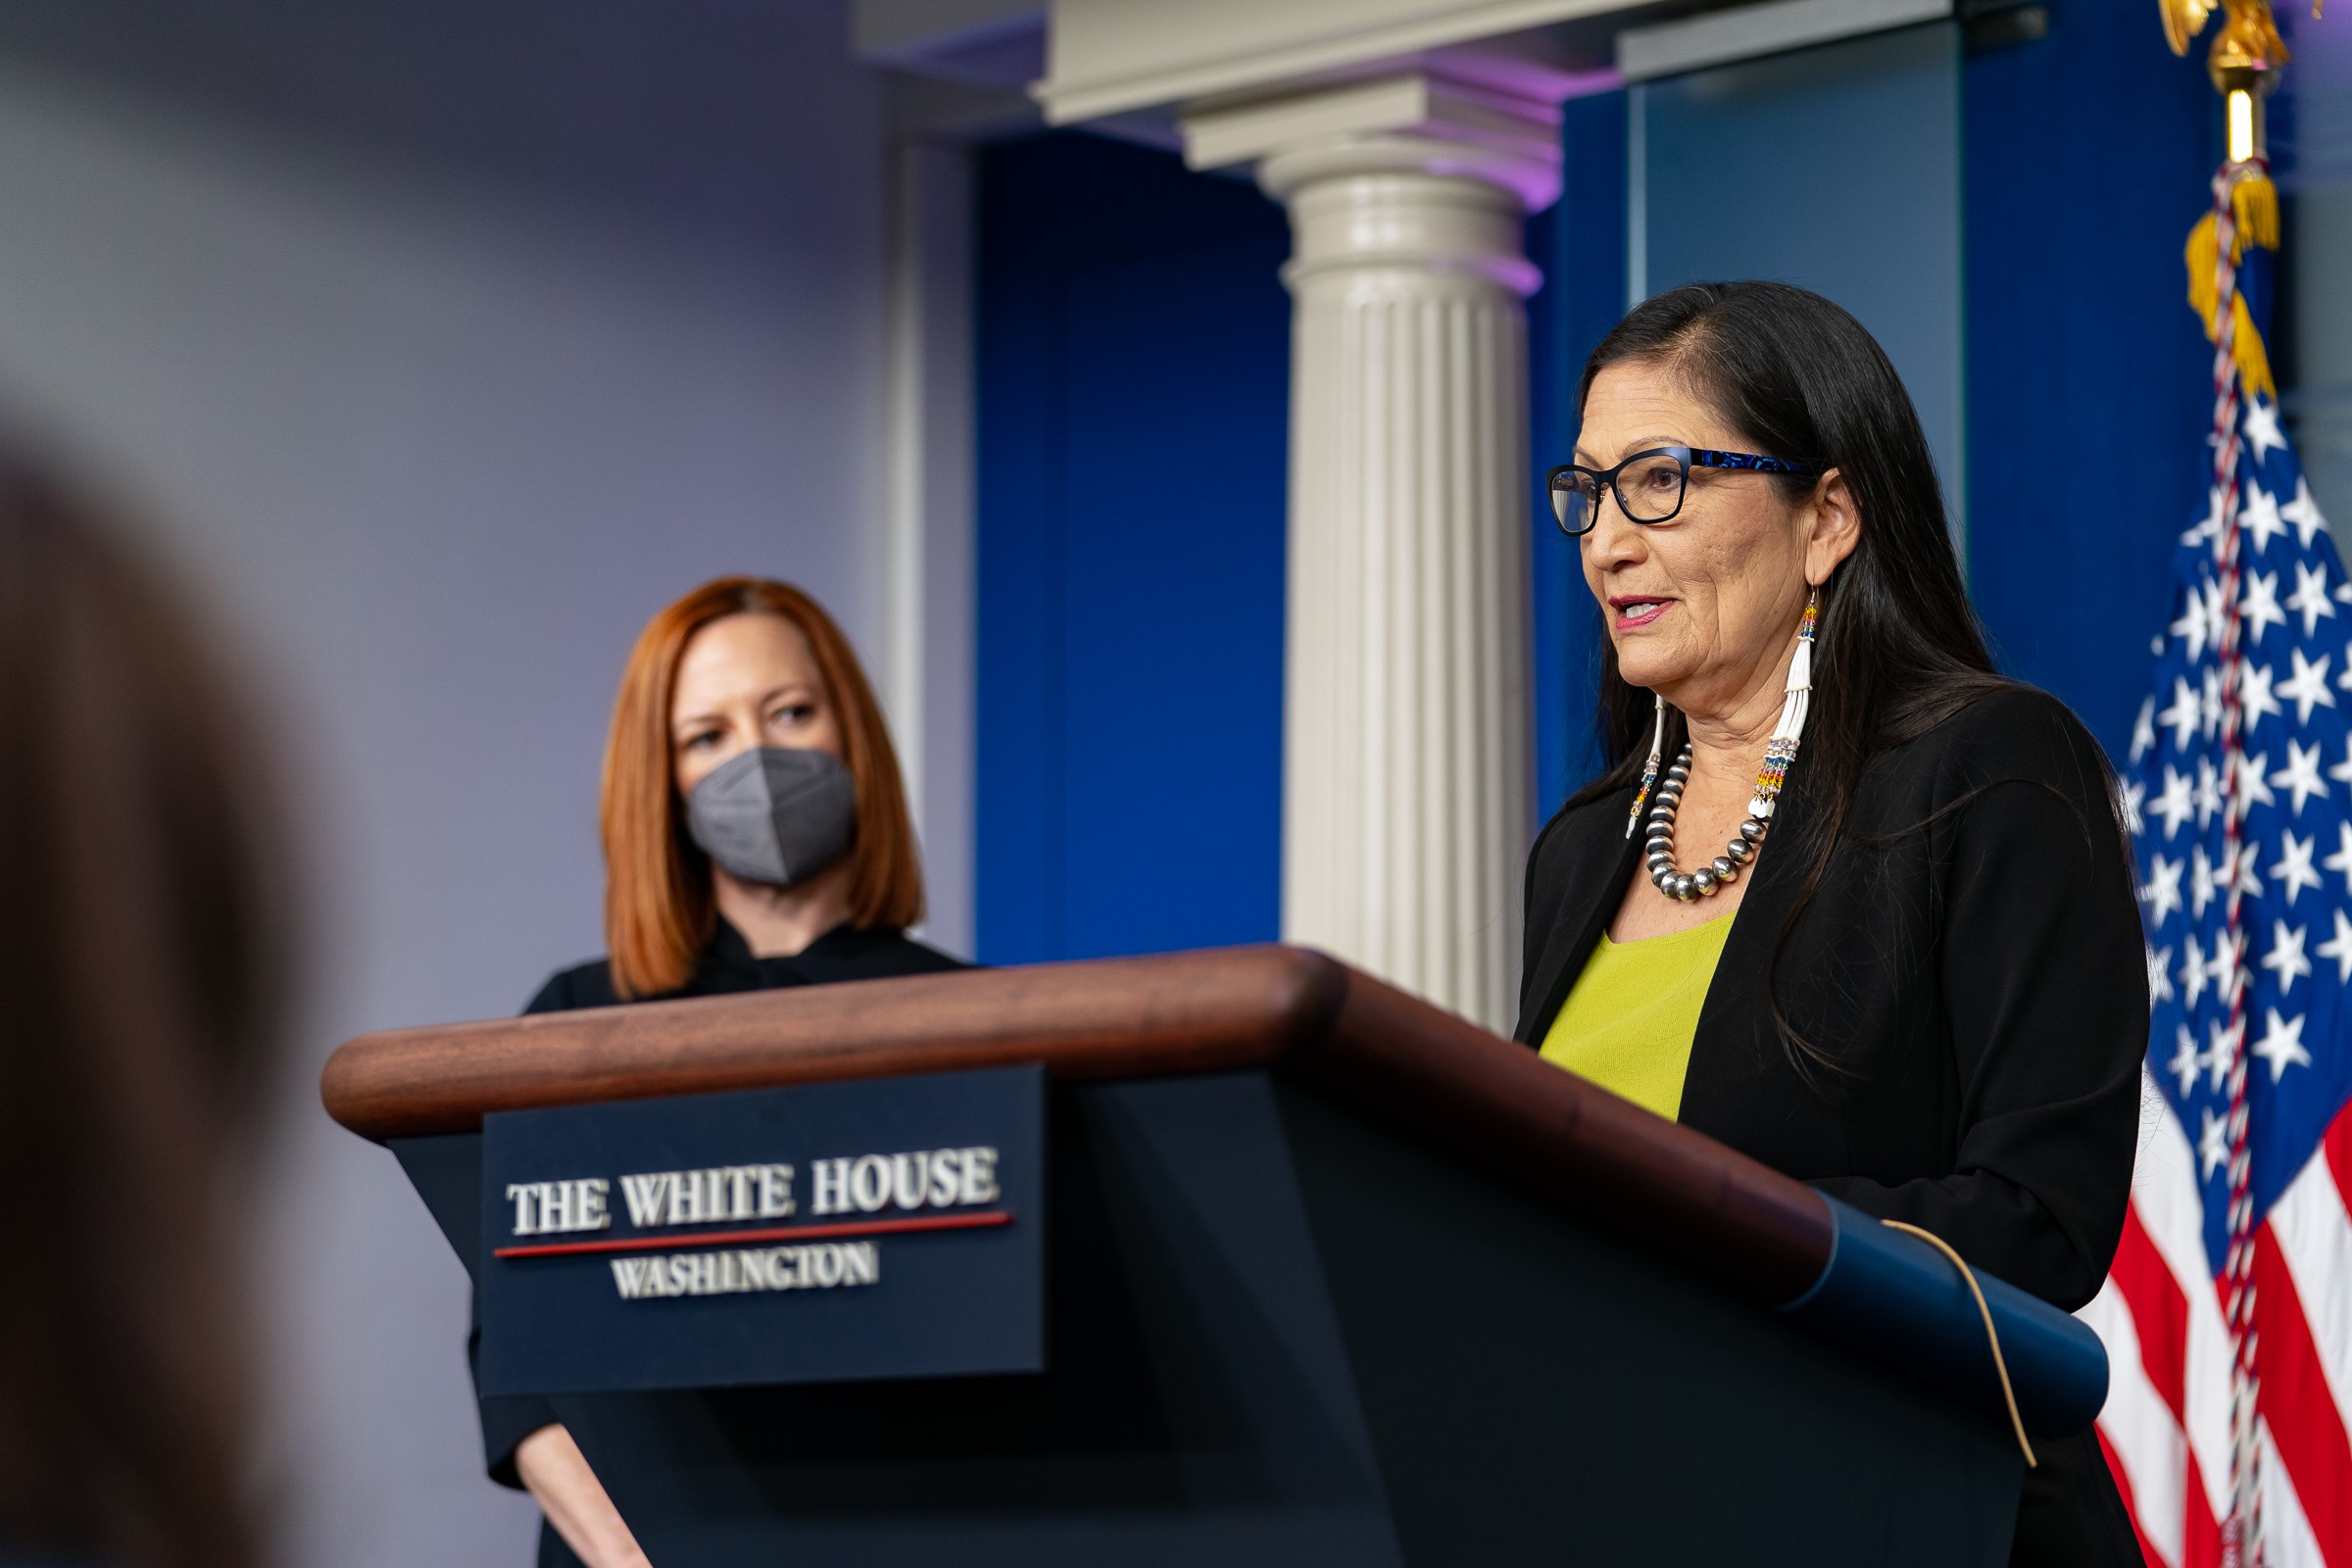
1179, 70, 1565, 214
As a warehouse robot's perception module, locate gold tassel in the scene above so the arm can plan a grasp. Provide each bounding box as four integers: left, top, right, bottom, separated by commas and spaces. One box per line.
2187, 211, 2221, 326
2183, 172, 2279, 402
2230, 291, 2277, 401
2231, 173, 2279, 253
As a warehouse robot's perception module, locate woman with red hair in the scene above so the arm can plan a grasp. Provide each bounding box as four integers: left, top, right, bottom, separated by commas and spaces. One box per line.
481, 576, 963, 1567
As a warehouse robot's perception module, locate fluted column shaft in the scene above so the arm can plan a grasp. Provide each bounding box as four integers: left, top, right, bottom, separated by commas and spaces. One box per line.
1263, 135, 1541, 1031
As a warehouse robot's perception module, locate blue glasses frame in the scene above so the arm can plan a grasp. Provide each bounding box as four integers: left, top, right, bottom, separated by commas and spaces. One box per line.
1545, 445, 1820, 536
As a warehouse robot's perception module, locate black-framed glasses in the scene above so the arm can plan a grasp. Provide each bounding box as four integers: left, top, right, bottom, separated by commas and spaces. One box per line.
1545, 446, 1820, 537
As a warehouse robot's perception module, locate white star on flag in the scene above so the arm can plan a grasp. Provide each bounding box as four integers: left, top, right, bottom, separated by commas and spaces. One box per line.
2174, 586, 2214, 661
2153, 766, 2194, 838
2251, 1007, 2311, 1081
2280, 473, 2329, 549
2149, 944, 2176, 1004
2132, 696, 2158, 762
2318, 907, 2352, 983
2169, 1023, 2201, 1096
2278, 648, 2337, 724
2235, 839, 2266, 902
2144, 853, 2185, 925
2204, 1014, 2243, 1092
2271, 831, 2320, 905
2243, 479, 2288, 554
2181, 931, 2210, 1006
2243, 569, 2286, 644
2274, 738, 2332, 814
2199, 1106, 2230, 1179
2237, 751, 2278, 817
2185, 483, 2227, 547
2241, 661, 2284, 732
2191, 848, 2219, 920
2262, 919, 2312, 995
2325, 820, 2352, 893
2161, 676, 2201, 751
2288, 560, 2337, 636
2207, 928, 2249, 1005
2243, 395, 2288, 462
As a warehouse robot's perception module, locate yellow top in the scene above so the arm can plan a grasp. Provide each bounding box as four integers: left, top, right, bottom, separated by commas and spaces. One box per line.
1538, 913, 1735, 1121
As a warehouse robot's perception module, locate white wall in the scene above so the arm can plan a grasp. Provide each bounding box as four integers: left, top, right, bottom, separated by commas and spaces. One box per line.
0, 6, 900, 1563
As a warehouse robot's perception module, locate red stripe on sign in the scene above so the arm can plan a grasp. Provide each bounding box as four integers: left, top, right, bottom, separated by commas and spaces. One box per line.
493, 1209, 1012, 1259
2096, 1422, 2171, 1568
2112, 1201, 2192, 1425
2252, 1220, 2352, 1568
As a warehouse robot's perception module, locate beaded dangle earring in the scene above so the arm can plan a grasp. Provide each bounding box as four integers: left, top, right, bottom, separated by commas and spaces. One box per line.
1749, 589, 1818, 824
1642, 589, 1819, 902
1624, 694, 1668, 840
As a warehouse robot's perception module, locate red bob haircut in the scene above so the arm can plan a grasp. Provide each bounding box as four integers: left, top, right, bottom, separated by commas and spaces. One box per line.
600, 577, 922, 999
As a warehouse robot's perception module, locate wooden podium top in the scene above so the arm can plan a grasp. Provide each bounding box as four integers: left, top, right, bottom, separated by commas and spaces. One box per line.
321, 945, 1833, 1304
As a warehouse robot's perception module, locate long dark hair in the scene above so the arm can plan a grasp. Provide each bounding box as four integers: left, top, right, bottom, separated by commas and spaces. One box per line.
1566, 282, 2013, 1080
0, 444, 283, 1567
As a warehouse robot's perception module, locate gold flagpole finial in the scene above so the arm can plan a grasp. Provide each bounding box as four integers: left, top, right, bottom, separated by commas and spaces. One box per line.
2162, 0, 2293, 159
2215, 0, 2288, 161
2160, 0, 2220, 55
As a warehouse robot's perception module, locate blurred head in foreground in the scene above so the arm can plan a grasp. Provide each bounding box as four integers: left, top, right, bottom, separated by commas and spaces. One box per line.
0, 442, 282, 1567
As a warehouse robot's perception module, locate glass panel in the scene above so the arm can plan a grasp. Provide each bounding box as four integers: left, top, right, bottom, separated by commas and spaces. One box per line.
1630, 23, 1965, 550
2284, 14, 2352, 554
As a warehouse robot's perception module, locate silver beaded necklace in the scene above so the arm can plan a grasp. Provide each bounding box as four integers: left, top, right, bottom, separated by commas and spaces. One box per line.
1624, 592, 1818, 903
1641, 746, 1766, 901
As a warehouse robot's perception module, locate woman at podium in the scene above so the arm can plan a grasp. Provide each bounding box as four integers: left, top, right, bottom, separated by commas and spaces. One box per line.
1521, 282, 2145, 1568
480, 576, 965, 1568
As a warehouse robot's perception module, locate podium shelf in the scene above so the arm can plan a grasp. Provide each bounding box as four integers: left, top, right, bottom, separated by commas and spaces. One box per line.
323, 944, 1830, 1304
324, 943, 2105, 1445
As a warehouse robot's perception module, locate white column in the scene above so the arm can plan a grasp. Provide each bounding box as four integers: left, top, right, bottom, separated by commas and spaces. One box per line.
880, 139, 978, 958
1185, 75, 1559, 1031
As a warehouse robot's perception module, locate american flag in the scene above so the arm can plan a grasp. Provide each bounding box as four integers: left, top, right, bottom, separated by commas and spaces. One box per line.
2091, 159, 2352, 1567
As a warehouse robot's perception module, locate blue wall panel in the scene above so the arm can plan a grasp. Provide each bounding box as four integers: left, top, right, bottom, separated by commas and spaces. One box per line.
1635, 23, 1968, 536
1529, 91, 1631, 812
1961, 0, 2218, 757
975, 133, 1290, 963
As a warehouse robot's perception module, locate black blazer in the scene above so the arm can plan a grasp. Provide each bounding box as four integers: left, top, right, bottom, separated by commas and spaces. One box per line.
1516, 686, 2147, 1566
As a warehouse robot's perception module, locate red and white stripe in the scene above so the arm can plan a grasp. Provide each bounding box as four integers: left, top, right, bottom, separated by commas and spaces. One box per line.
2088, 1077, 2352, 1566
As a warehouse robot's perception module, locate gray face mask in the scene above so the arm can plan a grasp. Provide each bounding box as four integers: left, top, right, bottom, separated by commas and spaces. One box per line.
683, 747, 858, 889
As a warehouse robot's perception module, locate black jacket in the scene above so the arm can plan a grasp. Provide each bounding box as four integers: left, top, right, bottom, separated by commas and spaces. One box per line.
523, 918, 966, 1013
474, 920, 967, 1506
1516, 686, 2147, 1566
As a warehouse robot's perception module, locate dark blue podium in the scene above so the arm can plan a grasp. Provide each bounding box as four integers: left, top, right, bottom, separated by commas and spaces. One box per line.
324, 946, 2105, 1567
